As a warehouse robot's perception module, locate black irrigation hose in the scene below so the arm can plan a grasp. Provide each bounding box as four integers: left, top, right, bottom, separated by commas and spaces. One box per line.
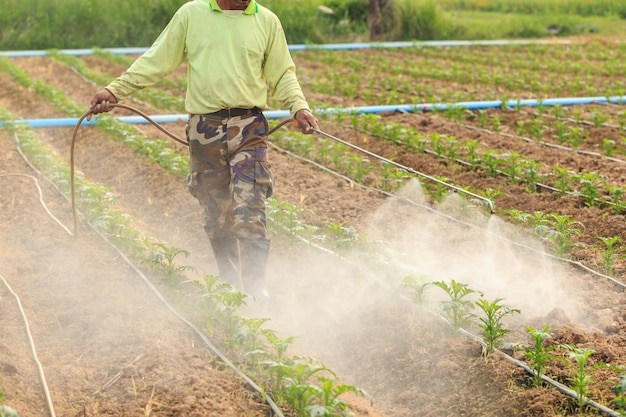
69, 105, 290, 416
70, 104, 188, 234
70, 104, 294, 235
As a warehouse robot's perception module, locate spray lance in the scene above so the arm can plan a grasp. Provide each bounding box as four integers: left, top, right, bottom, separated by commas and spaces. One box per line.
305, 125, 495, 213
70, 105, 494, 234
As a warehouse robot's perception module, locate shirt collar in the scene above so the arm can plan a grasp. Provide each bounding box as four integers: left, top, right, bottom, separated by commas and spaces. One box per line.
208, 0, 258, 14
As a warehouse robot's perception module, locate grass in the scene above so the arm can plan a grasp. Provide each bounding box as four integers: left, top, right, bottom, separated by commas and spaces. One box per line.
0, 0, 624, 50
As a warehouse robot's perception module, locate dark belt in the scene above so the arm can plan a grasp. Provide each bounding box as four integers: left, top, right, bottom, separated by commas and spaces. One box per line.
206, 107, 261, 119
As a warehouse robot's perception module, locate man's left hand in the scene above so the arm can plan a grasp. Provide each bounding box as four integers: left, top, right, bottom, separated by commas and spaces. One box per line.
294, 109, 319, 134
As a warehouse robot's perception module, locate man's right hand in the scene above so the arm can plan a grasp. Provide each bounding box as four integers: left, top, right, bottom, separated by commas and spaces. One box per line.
87, 89, 118, 121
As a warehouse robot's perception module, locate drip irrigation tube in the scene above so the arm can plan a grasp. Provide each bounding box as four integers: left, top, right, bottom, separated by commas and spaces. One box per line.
0, 271, 57, 417
0, 173, 74, 235
3, 96, 625, 129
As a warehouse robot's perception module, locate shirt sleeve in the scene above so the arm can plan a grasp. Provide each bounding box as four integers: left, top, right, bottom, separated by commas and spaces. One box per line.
262, 17, 310, 117
106, 9, 188, 101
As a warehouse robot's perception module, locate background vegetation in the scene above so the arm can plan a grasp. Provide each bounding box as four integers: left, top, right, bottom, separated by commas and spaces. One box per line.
0, 0, 624, 50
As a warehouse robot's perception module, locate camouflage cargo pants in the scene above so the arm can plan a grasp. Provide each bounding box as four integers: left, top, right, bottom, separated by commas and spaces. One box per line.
186, 112, 273, 241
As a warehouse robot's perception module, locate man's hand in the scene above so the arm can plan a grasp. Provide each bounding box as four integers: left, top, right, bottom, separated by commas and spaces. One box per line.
86, 89, 118, 121
294, 109, 319, 134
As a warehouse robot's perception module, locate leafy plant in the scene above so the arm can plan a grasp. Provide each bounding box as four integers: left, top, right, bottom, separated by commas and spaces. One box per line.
543, 213, 584, 257
523, 326, 560, 386
432, 279, 477, 331
475, 297, 520, 354
189, 274, 246, 336
562, 345, 599, 414
401, 274, 431, 310
278, 359, 333, 417
306, 376, 370, 417
612, 372, 626, 414
576, 172, 606, 207
143, 241, 195, 284
594, 236, 625, 277
0, 377, 19, 417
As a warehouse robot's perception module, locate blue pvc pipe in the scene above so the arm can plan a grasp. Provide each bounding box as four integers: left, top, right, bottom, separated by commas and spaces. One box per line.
1, 98, 624, 128
0, 39, 576, 58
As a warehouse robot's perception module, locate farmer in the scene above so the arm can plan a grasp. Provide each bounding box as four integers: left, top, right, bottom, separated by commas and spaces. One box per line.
88, 0, 319, 299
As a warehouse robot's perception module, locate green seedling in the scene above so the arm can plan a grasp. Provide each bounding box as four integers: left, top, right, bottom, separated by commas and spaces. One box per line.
551, 166, 575, 195
233, 317, 275, 371
401, 274, 431, 311
323, 222, 359, 250
591, 111, 609, 127
481, 150, 502, 177
499, 151, 526, 185
544, 213, 584, 257
528, 211, 551, 238
523, 159, 544, 193
262, 333, 298, 394
189, 274, 246, 336
306, 376, 371, 417
490, 115, 502, 132
422, 176, 454, 203
504, 208, 533, 226
143, 241, 195, 284
432, 279, 477, 331
612, 372, 626, 413
0, 378, 19, 417
463, 140, 482, 171
475, 298, 520, 355
476, 110, 489, 129
576, 171, 606, 207
524, 326, 560, 386
0, 406, 20, 417
594, 236, 625, 277
606, 184, 626, 215
601, 138, 616, 157
562, 345, 599, 414
279, 359, 333, 417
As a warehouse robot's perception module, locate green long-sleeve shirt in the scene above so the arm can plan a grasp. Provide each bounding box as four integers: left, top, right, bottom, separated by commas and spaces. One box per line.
106, 0, 310, 117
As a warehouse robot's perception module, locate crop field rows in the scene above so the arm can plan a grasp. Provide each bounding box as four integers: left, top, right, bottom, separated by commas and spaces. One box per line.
1, 39, 626, 417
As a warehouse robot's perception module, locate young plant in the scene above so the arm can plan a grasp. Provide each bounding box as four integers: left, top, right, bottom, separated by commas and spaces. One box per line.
189, 274, 246, 336
401, 274, 431, 311
548, 166, 574, 196
594, 236, 625, 277
524, 326, 560, 386
612, 372, 626, 414
562, 345, 599, 414
142, 241, 195, 284
499, 151, 526, 185
576, 172, 606, 207
306, 376, 371, 417
232, 317, 275, 371
523, 159, 545, 193
432, 279, 477, 331
475, 297, 520, 355
606, 184, 626, 215
279, 359, 333, 417
0, 379, 20, 417
543, 213, 584, 257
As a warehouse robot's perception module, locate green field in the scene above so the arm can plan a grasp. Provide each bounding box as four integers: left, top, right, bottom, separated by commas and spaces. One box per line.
0, 0, 624, 50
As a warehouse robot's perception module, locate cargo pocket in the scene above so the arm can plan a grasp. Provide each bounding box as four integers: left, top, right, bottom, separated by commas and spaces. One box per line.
254, 147, 274, 199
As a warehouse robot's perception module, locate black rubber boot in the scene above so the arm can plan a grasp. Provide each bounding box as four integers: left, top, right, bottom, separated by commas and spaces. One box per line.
209, 236, 241, 289
239, 237, 270, 299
